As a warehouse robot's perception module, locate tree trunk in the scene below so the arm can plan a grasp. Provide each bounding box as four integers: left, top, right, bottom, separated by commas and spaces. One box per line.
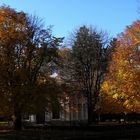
87, 92, 93, 124
88, 104, 98, 124
87, 92, 97, 124
14, 110, 22, 130
87, 102, 93, 124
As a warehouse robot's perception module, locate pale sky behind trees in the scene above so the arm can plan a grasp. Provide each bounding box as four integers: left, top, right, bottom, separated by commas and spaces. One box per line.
0, 0, 139, 38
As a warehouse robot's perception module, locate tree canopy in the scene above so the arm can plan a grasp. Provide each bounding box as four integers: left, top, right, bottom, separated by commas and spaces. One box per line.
0, 5, 140, 130
69, 26, 109, 123
0, 6, 63, 129
101, 20, 140, 113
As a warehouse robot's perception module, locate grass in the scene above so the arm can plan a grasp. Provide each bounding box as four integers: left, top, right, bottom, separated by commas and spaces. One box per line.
0, 122, 8, 124
0, 121, 13, 131
0, 124, 140, 140
0, 130, 51, 140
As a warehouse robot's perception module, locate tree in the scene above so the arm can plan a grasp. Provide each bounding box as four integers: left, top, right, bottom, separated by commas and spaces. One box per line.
97, 92, 128, 114
0, 6, 63, 130
70, 26, 109, 123
98, 38, 125, 114
101, 20, 140, 113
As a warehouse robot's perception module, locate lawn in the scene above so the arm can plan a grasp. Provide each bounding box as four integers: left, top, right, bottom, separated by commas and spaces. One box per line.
0, 124, 140, 140
0, 130, 51, 140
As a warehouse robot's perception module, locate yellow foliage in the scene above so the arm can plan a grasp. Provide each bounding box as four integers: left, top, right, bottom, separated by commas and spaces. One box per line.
101, 20, 140, 113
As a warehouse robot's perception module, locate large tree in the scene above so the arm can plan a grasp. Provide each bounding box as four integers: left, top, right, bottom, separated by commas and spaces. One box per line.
0, 6, 63, 130
101, 20, 140, 113
70, 26, 109, 123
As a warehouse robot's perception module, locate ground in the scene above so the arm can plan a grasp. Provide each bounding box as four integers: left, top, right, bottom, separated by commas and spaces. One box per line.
0, 123, 140, 140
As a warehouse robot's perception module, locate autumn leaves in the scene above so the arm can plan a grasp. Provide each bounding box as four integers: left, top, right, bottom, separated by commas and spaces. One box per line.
101, 20, 140, 113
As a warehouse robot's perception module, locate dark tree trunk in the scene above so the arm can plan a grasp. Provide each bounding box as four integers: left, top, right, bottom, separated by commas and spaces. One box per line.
87, 92, 97, 125
88, 104, 97, 124
87, 92, 94, 124
14, 110, 22, 130
88, 102, 93, 124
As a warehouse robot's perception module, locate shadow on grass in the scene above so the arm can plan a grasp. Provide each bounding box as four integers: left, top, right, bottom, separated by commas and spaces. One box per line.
0, 130, 51, 140
0, 124, 140, 140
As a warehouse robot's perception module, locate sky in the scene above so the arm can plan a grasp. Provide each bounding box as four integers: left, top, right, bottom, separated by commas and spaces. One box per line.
0, 0, 139, 39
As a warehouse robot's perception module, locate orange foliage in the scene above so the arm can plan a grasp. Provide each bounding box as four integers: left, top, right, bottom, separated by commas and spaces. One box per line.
0, 6, 26, 42
101, 20, 140, 113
